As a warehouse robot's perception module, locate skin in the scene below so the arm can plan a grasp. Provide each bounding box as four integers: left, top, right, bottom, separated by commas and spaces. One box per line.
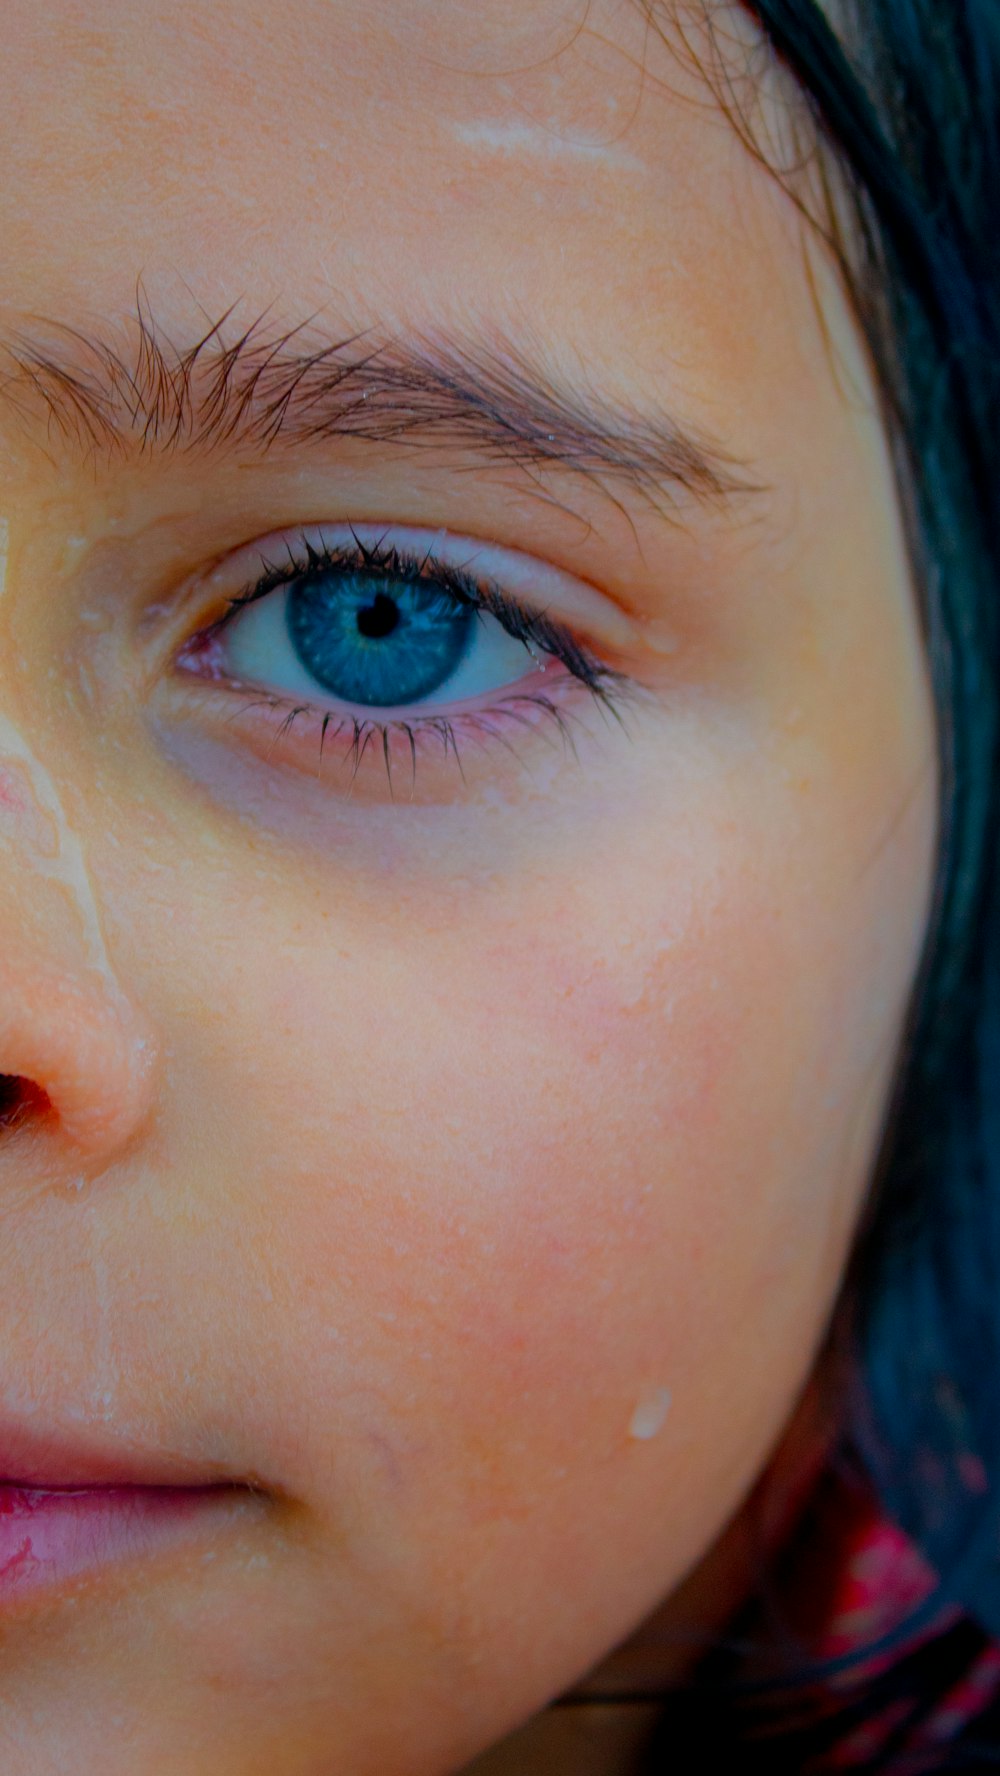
0, 1, 938, 1772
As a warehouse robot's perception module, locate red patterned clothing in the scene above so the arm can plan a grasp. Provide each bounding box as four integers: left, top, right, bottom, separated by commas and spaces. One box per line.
717, 1457, 1000, 1771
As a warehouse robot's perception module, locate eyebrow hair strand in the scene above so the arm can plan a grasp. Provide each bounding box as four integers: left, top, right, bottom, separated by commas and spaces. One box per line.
0, 299, 764, 515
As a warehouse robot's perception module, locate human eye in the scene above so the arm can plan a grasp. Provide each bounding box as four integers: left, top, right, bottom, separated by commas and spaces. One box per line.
170, 522, 635, 797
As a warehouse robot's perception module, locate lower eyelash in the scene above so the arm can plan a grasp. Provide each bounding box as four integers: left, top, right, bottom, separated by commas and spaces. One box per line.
220, 676, 634, 796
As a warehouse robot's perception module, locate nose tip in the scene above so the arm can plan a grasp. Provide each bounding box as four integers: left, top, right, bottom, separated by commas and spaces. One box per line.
0, 717, 161, 1166
0, 968, 158, 1161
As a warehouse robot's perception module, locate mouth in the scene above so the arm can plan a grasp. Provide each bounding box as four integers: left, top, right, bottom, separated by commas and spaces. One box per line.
0, 1420, 265, 1605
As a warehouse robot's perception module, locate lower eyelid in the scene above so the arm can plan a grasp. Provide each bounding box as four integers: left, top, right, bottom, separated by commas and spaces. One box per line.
160, 669, 600, 804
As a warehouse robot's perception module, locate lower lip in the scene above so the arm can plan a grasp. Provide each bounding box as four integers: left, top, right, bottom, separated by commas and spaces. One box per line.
0, 1483, 249, 1603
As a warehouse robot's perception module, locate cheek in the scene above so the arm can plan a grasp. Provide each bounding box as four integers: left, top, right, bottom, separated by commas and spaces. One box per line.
218, 794, 913, 1561
86, 678, 934, 1718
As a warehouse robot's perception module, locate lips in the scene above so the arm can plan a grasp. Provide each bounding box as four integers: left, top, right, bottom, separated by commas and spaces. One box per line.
0, 1414, 242, 1490
0, 1415, 264, 1606
0, 1481, 259, 1604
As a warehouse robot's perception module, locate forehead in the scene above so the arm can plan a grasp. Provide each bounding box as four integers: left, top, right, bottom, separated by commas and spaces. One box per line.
0, 0, 814, 412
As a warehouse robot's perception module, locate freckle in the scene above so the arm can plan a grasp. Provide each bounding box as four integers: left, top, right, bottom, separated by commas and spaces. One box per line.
628, 1387, 673, 1442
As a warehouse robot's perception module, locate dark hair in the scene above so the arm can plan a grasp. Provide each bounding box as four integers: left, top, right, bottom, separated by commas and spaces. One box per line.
635, 1, 1000, 1765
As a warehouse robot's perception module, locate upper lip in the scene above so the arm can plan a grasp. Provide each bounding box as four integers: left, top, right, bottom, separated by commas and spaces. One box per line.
0, 1415, 245, 1491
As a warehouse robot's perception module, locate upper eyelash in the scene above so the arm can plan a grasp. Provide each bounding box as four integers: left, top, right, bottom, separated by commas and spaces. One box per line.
211, 528, 627, 708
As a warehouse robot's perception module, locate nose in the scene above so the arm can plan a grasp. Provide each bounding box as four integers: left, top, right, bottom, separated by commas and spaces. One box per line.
0, 961, 156, 1157
0, 729, 158, 1164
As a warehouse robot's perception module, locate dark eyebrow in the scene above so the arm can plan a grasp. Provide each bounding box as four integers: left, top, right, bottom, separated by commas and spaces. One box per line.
0, 300, 764, 515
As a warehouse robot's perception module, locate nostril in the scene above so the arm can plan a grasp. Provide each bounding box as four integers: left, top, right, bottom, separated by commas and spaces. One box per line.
0, 1074, 50, 1131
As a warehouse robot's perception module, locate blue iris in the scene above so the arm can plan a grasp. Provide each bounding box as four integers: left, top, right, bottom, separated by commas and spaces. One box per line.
285, 569, 476, 708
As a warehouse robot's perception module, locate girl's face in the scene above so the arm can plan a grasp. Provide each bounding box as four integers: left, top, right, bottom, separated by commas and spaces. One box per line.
0, 2, 937, 1772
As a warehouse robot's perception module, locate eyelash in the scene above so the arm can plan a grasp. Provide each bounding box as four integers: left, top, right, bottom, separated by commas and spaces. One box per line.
178, 531, 633, 790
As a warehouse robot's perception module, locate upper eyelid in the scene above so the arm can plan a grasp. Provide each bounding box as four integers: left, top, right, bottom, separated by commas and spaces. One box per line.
193, 521, 643, 655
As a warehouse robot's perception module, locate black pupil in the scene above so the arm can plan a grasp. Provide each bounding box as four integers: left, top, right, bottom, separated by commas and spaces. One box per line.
356, 592, 400, 641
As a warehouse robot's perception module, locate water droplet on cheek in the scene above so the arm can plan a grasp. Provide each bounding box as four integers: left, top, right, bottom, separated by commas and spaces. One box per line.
628, 1387, 673, 1441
